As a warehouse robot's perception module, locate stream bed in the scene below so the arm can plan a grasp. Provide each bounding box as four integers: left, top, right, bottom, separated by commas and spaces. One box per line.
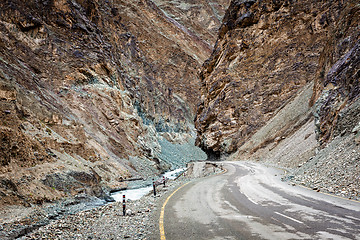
111, 168, 186, 201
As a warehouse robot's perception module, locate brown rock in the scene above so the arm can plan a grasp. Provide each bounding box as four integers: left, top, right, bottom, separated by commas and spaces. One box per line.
195, 0, 360, 156
0, 0, 227, 206
355, 134, 360, 145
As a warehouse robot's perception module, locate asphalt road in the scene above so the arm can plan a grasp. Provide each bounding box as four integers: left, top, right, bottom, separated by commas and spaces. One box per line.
163, 161, 360, 240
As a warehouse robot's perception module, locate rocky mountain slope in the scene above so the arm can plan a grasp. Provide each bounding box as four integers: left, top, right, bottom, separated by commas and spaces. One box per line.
0, 0, 230, 207
195, 0, 359, 199
1, 0, 359, 221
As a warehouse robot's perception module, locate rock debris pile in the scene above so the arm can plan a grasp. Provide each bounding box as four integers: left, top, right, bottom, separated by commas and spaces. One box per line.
292, 134, 360, 201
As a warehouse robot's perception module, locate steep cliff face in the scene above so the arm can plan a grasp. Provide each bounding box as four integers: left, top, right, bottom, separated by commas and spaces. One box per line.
153, 0, 230, 46
195, 0, 346, 155
311, 2, 360, 145
0, 0, 228, 206
196, 0, 359, 199
292, 2, 360, 199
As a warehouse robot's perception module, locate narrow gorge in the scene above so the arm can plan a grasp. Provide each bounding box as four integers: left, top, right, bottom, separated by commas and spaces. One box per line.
0, 0, 359, 238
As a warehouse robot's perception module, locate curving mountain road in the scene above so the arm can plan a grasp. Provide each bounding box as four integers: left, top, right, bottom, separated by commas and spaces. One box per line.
162, 162, 360, 239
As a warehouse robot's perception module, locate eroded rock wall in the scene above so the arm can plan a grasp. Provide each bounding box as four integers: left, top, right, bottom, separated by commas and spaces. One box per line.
0, 0, 227, 206
292, 1, 360, 200
196, 0, 359, 199
195, 0, 346, 155
311, 2, 360, 145
152, 0, 230, 47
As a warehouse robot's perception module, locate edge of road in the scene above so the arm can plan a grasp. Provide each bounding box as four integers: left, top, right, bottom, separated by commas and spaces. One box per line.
158, 166, 228, 240
295, 182, 360, 203
274, 166, 360, 204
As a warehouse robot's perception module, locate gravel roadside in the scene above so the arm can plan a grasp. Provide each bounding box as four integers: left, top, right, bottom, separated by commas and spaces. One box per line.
0, 162, 223, 240
290, 134, 360, 201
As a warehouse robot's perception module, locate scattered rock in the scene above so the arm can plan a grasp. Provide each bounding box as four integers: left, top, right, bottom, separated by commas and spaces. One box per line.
1, 164, 224, 239
125, 209, 133, 216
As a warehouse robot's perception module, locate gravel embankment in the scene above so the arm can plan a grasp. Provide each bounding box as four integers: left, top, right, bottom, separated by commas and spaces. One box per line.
290, 135, 360, 201
0, 162, 223, 240
17, 181, 181, 240
21, 193, 162, 240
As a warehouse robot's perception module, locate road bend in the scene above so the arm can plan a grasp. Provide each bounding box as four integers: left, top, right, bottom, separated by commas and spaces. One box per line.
162, 161, 360, 240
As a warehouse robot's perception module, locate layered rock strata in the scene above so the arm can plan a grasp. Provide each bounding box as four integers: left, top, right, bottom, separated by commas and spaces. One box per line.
196, 0, 359, 199
311, 2, 360, 145
0, 0, 228, 207
195, 0, 348, 155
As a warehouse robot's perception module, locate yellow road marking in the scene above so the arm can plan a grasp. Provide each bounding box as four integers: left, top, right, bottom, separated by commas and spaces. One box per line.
159, 182, 190, 240
159, 166, 228, 240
